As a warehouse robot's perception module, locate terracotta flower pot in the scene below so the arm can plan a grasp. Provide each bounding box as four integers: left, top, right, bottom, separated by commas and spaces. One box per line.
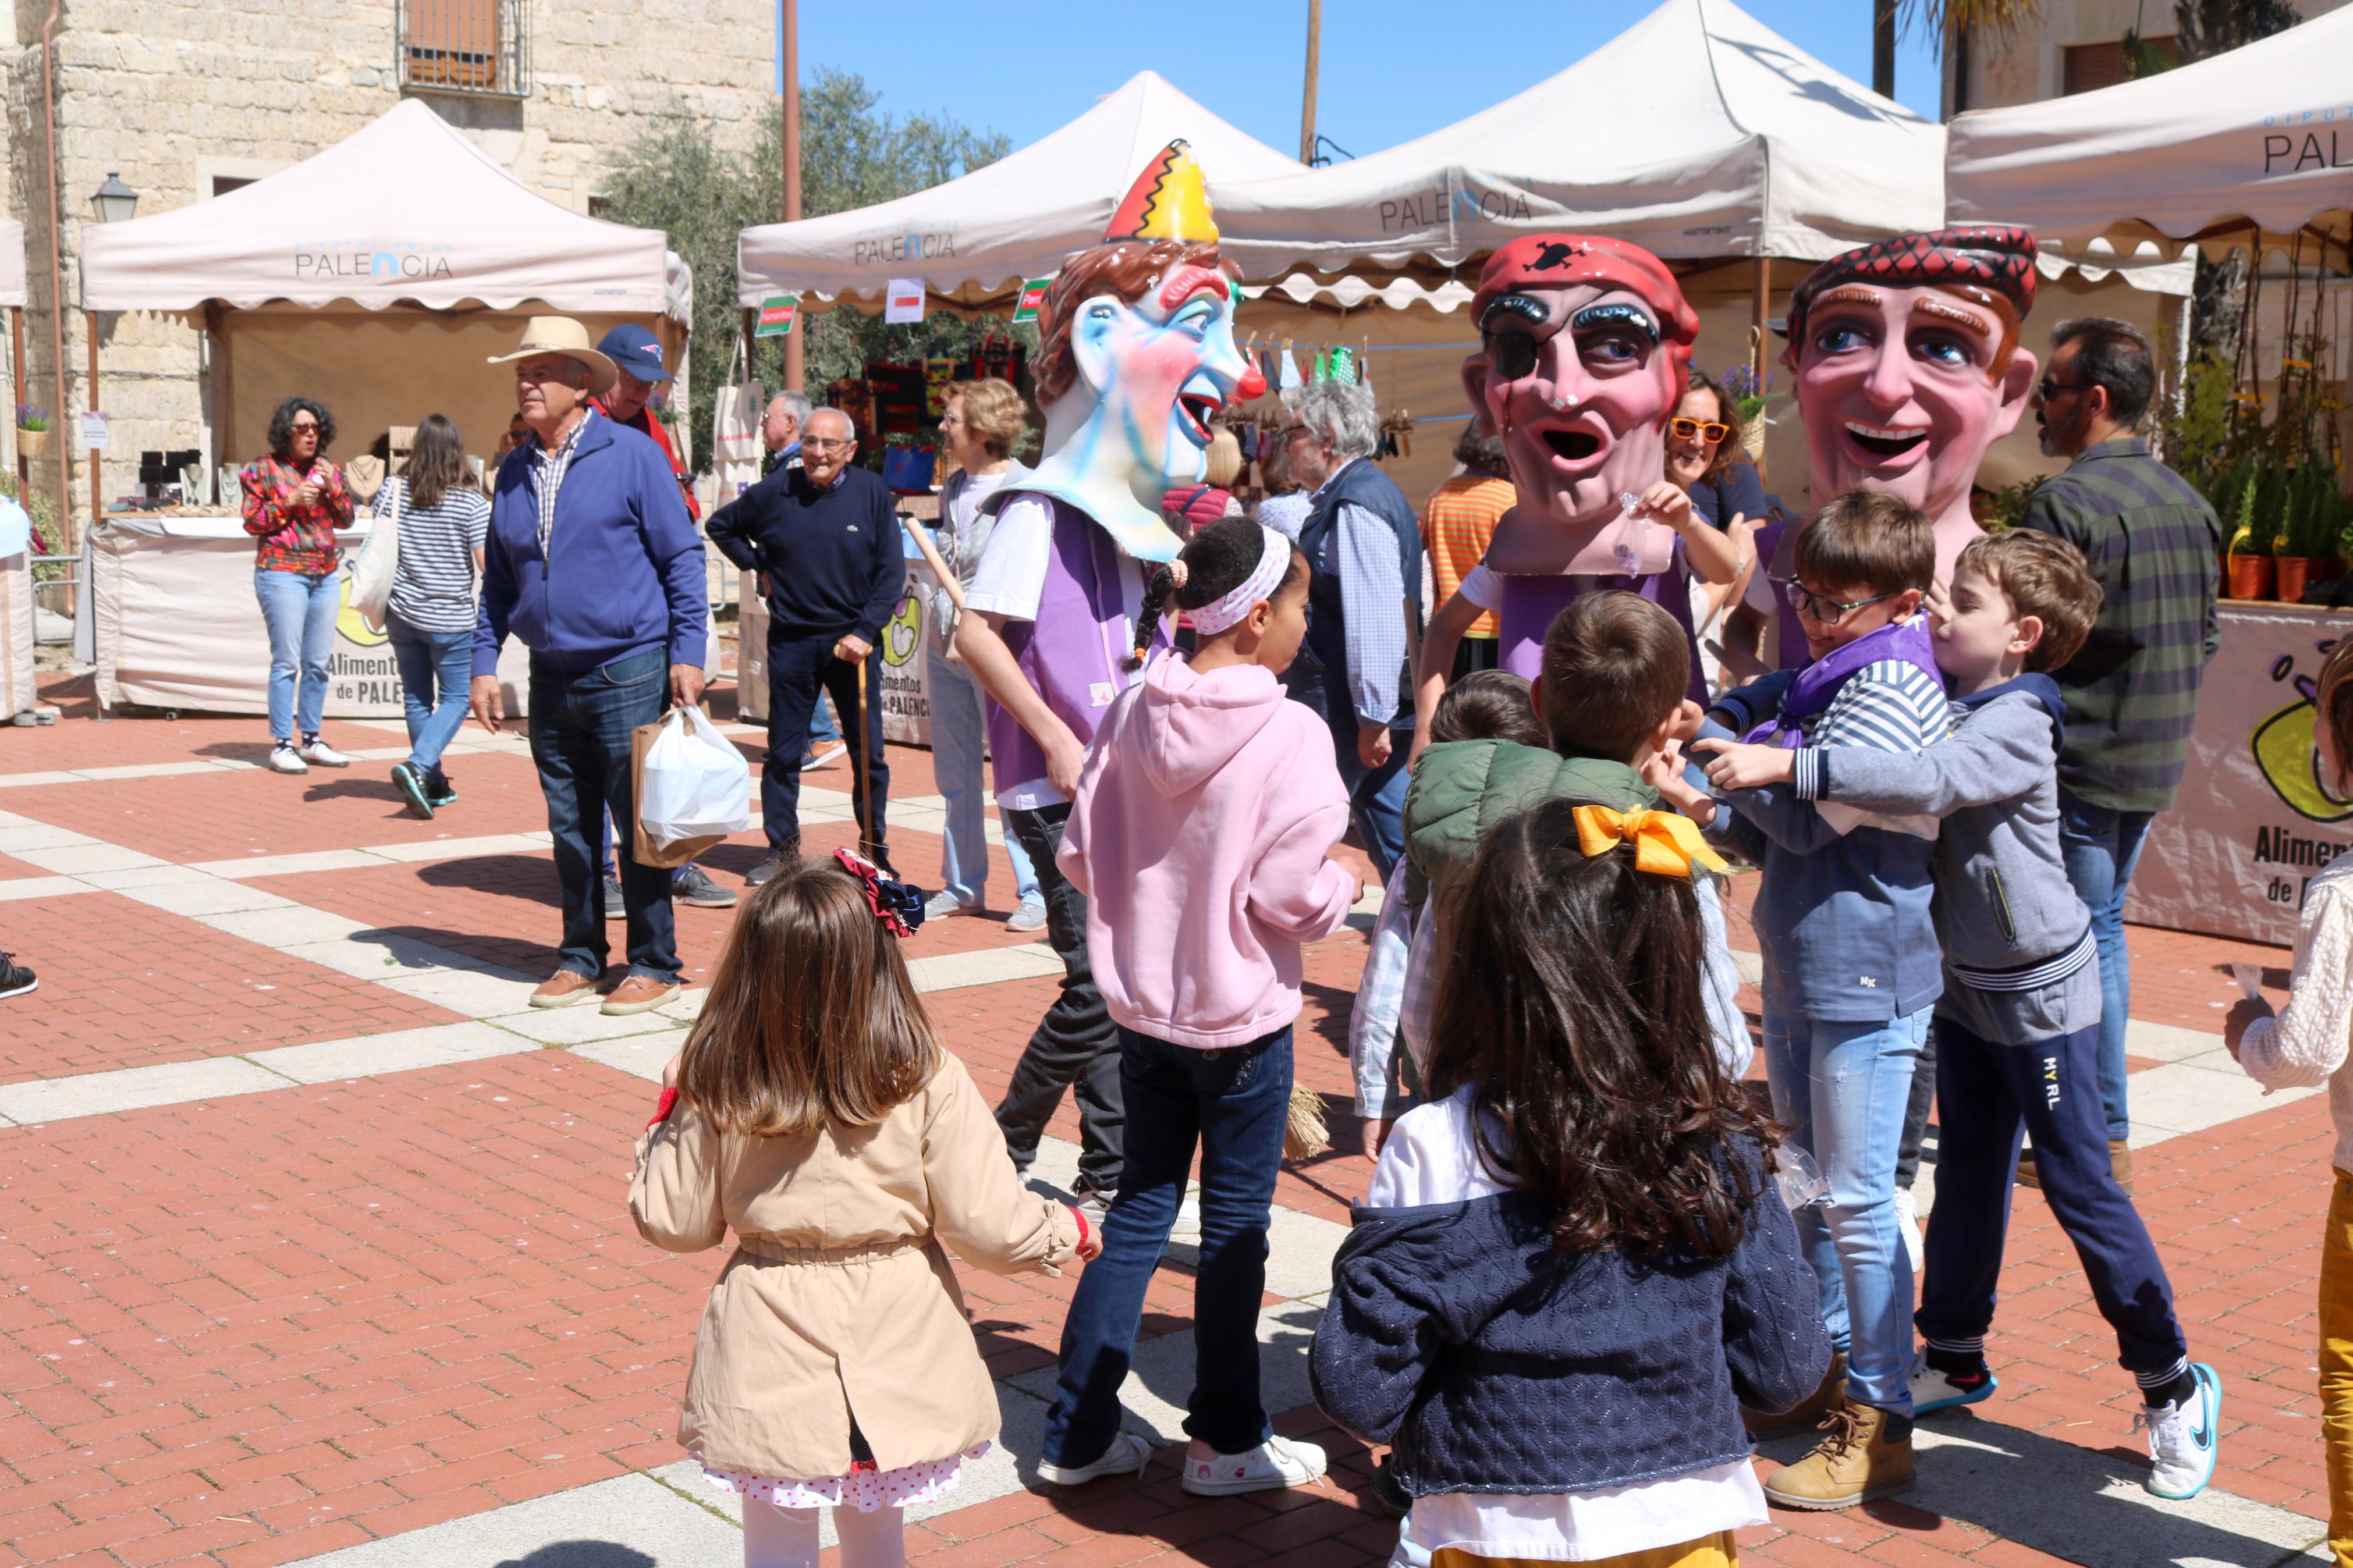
15, 426, 47, 458
2227, 552, 2277, 600
2318, 558, 2349, 584
2277, 556, 2316, 603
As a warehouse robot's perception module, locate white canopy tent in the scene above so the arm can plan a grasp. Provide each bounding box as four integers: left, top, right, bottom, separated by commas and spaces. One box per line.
80, 98, 691, 477
1945, 5, 2353, 265
734, 70, 1304, 315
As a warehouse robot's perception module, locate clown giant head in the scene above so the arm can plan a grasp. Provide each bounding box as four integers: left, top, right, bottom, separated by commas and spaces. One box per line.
1460, 235, 1699, 541
1020, 142, 1265, 563
1783, 226, 2041, 580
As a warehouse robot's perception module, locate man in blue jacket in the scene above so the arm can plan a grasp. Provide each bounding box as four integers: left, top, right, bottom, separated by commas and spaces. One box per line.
705, 406, 899, 884
470, 317, 709, 1018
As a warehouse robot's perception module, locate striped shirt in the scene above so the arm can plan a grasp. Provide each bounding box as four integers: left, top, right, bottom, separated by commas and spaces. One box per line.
1421, 473, 1511, 640
2015, 438, 2221, 813
375, 476, 491, 635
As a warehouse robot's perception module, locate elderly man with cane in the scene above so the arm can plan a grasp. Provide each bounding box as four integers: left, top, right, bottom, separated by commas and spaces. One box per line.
470, 317, 709, 1017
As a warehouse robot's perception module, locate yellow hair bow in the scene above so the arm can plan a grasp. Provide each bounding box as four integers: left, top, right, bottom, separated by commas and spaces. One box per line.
1571, 805, 1728, 879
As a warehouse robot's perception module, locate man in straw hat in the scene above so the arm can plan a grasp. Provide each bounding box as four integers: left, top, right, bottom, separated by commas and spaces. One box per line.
471, 316, 711, 1018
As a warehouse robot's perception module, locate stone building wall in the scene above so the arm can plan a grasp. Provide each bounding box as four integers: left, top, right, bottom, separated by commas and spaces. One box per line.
1946, 0, 2350, 115
2, 0, 771, 539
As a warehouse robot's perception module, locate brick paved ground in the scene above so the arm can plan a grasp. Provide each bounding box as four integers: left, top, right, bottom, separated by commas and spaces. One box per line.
0, 668, 2337, 1567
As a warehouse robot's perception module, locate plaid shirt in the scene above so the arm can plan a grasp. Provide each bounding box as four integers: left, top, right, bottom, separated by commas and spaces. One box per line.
240, 454, 353, 574
2017, 438, 2223, 813
1421, 472, 1511, 639
530, 413, 591, 556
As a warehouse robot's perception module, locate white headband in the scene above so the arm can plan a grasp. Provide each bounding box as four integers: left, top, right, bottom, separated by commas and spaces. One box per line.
1188, 525, 1294, 637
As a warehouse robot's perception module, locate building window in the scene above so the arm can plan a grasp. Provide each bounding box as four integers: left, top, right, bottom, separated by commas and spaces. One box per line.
2062, 34, 2178, 95
398, 0, 530, 98
211, 176, 254, 199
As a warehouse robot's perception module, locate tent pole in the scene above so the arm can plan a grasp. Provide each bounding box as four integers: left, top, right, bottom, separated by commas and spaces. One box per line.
1298, 0, 1322, 165
209, 303, 234, 482
780, 0, 804, 393
8, 307, 22, 506
1750, 255, 1769, 387
83, 310, 98, 535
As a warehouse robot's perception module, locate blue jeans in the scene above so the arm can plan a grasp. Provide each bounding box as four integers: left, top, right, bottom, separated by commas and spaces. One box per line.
387, 613, 471, 777
1331, 717, 1410, 883
762, 633, 888, 859
527, 649, 679, 982
924, 645, 1038, 908
254, 567, 339, 742
1041, 1025, 1292, 1467
810, 696, 839, 745
1917, 1019, 2187, 1377
2056, 790, 2153, 1142
1763, 999, 1932, 1415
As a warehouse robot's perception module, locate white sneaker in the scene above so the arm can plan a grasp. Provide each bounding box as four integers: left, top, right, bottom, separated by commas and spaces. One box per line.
265, 744, 309, 775
1908, 1350, 1997, 1415
2138, 1364, 2222, 1499
924, 890, 979, 921
1036, 1430, 1154, 1487
296, 738, 351, 768
1006, 894, 1048, 934
1180, 1435, 1327, 1496
1171, 1192, 1202, 1241
1893, 1185, 1925, 1273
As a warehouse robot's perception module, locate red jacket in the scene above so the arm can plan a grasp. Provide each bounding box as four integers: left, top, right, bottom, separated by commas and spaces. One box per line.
597, 398, 700, 521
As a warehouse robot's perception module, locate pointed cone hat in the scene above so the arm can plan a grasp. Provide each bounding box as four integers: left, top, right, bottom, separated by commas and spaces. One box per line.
1103, 140, 1220, 244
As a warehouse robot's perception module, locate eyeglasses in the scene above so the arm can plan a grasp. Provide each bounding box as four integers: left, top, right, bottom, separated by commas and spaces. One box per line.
2036, 376, 2093, 402
802, 437, 854, 453
1667, 417, 1730, 444
288, 419, 321, 432
1278, 424, 1313, 446
1774, 578, 1898, 626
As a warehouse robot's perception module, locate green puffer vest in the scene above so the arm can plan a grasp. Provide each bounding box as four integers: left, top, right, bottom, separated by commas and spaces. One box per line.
1401, 740, 1658, 892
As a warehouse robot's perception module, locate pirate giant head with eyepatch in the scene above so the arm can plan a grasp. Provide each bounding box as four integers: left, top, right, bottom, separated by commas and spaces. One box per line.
1781, 225, 2041, 585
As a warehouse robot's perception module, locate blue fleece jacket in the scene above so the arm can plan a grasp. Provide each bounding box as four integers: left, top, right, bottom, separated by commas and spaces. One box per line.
473, 411, 708, 678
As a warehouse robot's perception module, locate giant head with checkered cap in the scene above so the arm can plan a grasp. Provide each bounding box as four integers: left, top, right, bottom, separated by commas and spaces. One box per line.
1782, 226, 2043, 581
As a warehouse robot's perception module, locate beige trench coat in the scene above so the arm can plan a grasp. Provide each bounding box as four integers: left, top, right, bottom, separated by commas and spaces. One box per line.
629, 1052, 1080, 1481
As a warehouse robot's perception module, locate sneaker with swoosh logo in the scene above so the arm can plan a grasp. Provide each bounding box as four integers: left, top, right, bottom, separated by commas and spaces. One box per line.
2138, 1362, 2222, 1499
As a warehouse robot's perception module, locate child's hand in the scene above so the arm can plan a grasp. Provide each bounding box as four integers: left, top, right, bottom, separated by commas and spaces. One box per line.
1360, 1115, 1395, 1160
1691, 736, 1796, 791
661, 1047, 683, 1089
1923, 574, 1954, 629
2225, 995, 2276, 1060
1667, 698, 1706, 744
1066, 1203, 1103, 1261
1642, 741, 1718, 826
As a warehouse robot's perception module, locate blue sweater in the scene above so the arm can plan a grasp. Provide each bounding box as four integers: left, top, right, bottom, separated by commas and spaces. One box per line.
705, 463, 903, 645
1312, 1134, 1828, 1497
473, 413, 708, 678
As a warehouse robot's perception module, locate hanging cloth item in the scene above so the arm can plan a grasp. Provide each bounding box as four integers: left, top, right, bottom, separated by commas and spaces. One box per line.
1329, 345, 1355, 385
1278, 345, 1303, 390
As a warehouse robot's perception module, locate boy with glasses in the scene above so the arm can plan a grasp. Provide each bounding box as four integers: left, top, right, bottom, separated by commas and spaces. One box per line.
1674, 490, 1949, 1510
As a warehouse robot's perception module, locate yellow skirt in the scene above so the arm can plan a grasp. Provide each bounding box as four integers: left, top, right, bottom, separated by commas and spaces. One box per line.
1433, 1533, 1736, 1568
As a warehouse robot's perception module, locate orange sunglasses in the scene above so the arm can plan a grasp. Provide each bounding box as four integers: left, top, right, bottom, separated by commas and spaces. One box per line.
1667, 416, 1731, 444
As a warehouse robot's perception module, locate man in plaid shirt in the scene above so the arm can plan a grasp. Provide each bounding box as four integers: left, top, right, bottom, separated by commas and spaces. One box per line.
2017, 316, 2221, 1180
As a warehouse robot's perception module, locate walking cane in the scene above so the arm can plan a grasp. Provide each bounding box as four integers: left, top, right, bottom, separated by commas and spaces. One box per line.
853, 650, 876, 867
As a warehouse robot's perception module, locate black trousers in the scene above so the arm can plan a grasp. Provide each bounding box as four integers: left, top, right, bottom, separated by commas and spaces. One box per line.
762, 632, 889, 866
992, 803, 1124, 1194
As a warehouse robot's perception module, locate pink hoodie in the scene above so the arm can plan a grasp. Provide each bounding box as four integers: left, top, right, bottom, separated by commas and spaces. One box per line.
1059, 654, 1358, 1050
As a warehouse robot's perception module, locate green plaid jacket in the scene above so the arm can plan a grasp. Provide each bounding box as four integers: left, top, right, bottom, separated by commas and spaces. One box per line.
2017, 438, 2221, 814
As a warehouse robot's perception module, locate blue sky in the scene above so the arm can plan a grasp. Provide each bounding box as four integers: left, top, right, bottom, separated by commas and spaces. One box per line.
784, 1, 1948, 166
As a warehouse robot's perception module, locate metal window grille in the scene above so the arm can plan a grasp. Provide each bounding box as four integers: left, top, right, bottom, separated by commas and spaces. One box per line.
398, 0, 530, 98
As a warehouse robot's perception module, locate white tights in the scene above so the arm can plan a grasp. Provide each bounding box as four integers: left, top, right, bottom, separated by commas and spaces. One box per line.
740, 1497, 906, 1568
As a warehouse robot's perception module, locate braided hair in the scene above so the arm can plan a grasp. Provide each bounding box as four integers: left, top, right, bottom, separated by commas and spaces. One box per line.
1127, 513, 1305, 671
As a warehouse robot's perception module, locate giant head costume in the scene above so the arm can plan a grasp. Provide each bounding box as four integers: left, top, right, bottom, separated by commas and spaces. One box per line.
1782, 226, 2042, 582
1018, 141, 1266, 563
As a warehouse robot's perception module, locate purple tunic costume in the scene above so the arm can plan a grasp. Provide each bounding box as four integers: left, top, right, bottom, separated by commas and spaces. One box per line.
1493, 543, 1706, 704
984, 493, 1163, 795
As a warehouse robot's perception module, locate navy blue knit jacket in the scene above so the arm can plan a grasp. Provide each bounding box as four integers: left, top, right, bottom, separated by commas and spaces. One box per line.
1311, 1137, 1829, 1498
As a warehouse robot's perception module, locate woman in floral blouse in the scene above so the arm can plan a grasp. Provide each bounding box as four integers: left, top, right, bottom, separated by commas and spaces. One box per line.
241, 396, 354, 773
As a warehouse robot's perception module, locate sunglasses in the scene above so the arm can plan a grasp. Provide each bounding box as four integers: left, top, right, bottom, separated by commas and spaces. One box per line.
1668, 417, 1730, 444
2037, 377, 2093, 402
1774, 578, 1898, 627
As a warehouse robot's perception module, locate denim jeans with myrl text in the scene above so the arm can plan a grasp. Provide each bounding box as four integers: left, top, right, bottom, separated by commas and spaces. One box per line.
1763, 998, 1932, 1416
527, 648, 678, 983
923, 645, 1038, 909
1041, 1025, 1293, 1469
387, 611, 473, 777
254, 567, 340, 742
2056, 790, 2156, 1143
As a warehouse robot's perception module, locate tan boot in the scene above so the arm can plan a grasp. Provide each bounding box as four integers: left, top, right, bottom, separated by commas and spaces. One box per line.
2111, 1139, 2135, 1194
1762, 1398, 1915, 1510
1743, 1349, 1847, 1439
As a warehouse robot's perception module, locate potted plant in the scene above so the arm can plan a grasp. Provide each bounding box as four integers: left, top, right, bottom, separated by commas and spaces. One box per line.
13, 405, 48, 459
2225, 471, 2274, 600
1724, 364, 1771, 463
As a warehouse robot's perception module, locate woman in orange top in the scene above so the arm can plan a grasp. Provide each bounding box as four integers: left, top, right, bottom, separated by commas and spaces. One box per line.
1417, 426, 1513, 678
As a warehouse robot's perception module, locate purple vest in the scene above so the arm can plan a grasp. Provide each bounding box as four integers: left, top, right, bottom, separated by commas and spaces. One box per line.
986, 494, 1157, 795
1495, 545, 1705, 703
1751, 518, 1812, 670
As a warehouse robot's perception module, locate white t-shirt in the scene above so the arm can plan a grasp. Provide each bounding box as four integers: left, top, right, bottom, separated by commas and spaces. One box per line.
964, 492, 1148, 810
1373, 1089, 1770, 1564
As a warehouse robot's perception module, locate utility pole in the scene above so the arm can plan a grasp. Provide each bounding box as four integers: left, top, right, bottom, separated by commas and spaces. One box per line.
1298, 0, 1321, 165
1872, 0, 1897, 98
781, 0, 804, 393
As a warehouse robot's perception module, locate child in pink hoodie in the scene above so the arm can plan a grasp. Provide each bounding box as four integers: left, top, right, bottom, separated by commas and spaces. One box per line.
1037, 515, 1358, 1498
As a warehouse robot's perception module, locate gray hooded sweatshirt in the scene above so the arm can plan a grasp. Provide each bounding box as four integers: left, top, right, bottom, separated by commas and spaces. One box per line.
1793, 674, 2099, 1045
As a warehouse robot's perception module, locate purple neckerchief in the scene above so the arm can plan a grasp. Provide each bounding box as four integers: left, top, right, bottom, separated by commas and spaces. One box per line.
1741, 614, 1942, 748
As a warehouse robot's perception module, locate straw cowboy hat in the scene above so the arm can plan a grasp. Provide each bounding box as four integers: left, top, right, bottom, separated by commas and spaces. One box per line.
488, 316, 619, 397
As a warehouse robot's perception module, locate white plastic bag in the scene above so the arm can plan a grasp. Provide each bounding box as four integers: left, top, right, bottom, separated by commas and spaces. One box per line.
349, 477, 400, 634
638, 705, 753, 850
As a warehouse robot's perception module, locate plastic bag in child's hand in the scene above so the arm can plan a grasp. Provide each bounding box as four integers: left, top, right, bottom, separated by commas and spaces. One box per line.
1773, 1143, 1830, 1211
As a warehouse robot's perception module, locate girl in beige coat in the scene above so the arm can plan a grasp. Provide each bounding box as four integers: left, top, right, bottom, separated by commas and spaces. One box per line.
631, 851, 1095, 1568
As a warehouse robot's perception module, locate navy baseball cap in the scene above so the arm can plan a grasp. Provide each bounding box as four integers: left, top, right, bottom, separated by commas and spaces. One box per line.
595, 323, 675, 383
